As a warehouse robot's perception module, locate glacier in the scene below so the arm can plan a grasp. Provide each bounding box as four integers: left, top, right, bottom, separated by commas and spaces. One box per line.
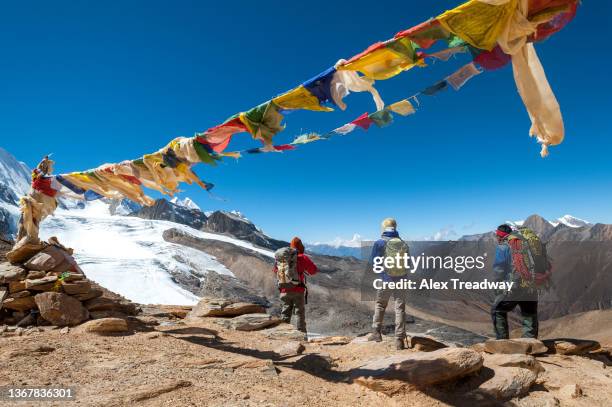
37, 201, 272, 305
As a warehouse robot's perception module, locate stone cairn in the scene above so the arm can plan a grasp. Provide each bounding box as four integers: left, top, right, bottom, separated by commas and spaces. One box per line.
0, 237, 137, 330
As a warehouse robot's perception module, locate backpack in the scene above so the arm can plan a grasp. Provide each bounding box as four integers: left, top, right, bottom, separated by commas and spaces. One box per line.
274, 247, 300, 289
383, 237, 409, 277
506, 227, 552, 289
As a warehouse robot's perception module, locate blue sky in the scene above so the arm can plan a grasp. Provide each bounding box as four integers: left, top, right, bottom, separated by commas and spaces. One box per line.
0, 1, 609, 243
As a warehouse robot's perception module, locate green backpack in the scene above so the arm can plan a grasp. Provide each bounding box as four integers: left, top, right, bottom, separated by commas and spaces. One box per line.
506, 227, 552, 289
383, 237, 409, 277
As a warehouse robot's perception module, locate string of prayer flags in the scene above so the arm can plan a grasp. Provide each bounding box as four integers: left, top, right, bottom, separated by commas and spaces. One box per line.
45, 0, 579, 208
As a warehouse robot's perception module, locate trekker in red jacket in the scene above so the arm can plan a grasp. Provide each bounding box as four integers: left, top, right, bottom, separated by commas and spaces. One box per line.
273, 237, 318, 333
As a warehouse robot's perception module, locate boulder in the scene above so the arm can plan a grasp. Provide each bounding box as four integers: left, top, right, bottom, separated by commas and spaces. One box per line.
188, 297, 265, 318
261, 323, 307, 341
6, 241, 45, 264
35, 292, 89, 326
543, 339, 601, 355
2, 295, 36, 312
484, 338, 548, 355
352, 348, 483, 394
276, 341, 305, 357
8, 290, 31, 299
62, 280, 91, 295
8, 280, 26, 293
24, 245, 69, 272
0, 262, 27, 283
26, 270, 46, 279
221, 313, 281, 331
473, 353, 544, 401
76, 318, 128, 334
477, 367, 538, 400
407, 335, 448, 352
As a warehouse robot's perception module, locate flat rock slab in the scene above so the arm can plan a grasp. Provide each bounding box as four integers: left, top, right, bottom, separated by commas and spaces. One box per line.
476, 366, 538, 400
72, 288, 103, 302
77, 318, 128, 334
222, 313, 281, 331
2, 295, 36, 312
35, 292, 89, 327
62, 280, 91, 295
352, 347, 483, 394
484, 338, 548, 355
543, 338, 601, 355
188, 297, 265, 318
309, 336, 352, 346
261, 323, 307, 341
25, 276, 58, 290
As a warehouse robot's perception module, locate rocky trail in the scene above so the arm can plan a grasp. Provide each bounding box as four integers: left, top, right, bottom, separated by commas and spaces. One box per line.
1, 303, 611, 407
1, 239, 612, 406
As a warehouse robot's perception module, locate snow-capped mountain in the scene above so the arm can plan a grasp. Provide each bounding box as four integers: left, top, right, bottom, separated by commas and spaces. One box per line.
170, 196, 200, 211
0, 148, 32, 237
0, 147, 30, 203
507, 214, 591, 229
550, 214, 591, 228
307, 234, 365, 259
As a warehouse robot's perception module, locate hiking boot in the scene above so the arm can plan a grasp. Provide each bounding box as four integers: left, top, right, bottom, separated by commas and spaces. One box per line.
395, 338, 406, 350
367, 330, 383, 342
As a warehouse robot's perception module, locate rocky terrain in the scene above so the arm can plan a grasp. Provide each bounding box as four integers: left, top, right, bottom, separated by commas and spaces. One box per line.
2, 227, 612, 407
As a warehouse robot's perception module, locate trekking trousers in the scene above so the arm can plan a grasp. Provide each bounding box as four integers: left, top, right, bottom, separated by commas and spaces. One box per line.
372, 288, 406, 338
280, 291, 306, 333
491, 298, 538, 339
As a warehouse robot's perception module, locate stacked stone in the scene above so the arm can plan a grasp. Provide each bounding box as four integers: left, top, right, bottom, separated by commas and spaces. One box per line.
0, 239, 135, 327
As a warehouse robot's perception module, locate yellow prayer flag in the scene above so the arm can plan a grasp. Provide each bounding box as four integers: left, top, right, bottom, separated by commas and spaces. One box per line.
437, 0, 517, 51
388, 100, 415, 116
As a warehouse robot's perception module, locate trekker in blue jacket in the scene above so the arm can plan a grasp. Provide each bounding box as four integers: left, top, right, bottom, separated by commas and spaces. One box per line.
367, 218, 410, 350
